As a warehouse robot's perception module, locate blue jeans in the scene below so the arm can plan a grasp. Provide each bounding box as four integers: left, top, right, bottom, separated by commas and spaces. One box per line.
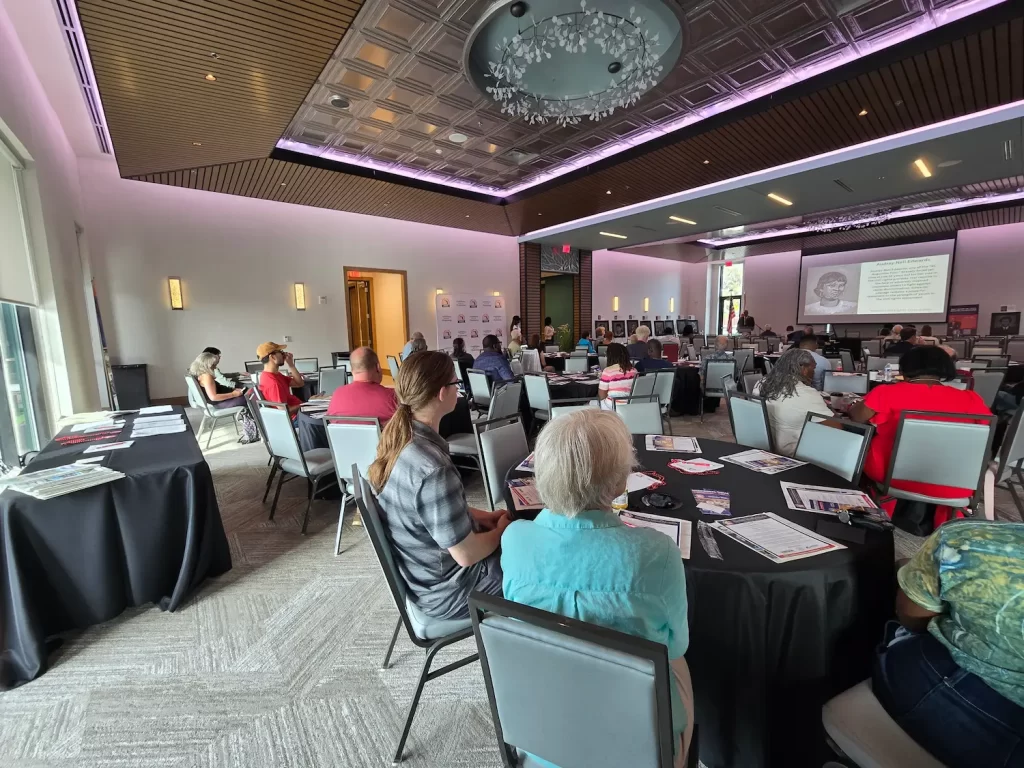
873, 624, 1024, 767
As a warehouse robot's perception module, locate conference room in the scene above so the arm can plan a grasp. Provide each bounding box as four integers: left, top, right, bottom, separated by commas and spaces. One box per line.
2, 1, 1023, 767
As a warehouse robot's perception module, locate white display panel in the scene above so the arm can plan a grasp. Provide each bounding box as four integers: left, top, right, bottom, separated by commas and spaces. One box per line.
435, 293, 506, 356
797, 239, 955, 325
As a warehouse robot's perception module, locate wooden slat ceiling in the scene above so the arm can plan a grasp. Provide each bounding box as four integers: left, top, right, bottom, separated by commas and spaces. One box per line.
82, 2, 1024, 239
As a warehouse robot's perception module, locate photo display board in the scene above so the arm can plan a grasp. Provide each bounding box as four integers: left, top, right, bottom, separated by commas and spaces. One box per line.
436, 293, 505, 356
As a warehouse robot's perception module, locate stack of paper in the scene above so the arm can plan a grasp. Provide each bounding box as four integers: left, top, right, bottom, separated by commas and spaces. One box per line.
0, 464, 126, 499
710, 512, 845, 563
131, 414, 186, 438
619, 511, 692, 558
720, 449, 805, 474
779, 482, 883, 518
645, 435, 701, 453
507, 478, 543, 512
71, 419, 125, 434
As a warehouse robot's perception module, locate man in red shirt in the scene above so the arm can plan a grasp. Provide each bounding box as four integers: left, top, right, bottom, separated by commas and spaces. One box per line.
257, 341, 304, 415
327, 346, 398, 423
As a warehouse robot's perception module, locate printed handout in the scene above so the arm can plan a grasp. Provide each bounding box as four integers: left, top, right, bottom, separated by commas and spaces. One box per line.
619, 511, 692, 558
720, 449, 806, 475
507, 478, 543, 511
626, 472, 664, 493
645, 435, 701, 453
83, 440, 135, 453
691, 489, 731, 516
779, 482, 887, 522
710, 512, 845, 563
669, 458, 723, 475
515, 453, 535, 473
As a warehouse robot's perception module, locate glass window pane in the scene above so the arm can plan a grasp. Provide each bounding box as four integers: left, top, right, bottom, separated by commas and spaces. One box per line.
0, 301, 39, 460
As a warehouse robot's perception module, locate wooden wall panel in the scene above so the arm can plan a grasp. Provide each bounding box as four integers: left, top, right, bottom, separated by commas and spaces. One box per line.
519, 243, 542, 342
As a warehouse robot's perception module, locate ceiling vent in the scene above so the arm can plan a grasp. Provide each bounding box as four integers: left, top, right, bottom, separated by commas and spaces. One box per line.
833, 178, 854, 193
53, 0, 112, 154
713, 205, 742, 217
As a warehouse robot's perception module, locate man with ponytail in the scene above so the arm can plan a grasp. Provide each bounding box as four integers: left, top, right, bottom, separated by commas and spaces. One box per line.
370, 351, 509, 620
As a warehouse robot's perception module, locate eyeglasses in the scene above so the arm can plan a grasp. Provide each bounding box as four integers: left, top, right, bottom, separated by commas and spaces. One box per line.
446, 380, 461, 388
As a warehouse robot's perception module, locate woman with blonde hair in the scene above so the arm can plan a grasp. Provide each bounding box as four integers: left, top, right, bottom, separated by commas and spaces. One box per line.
501, 410, 693, 766
369, 350, 508, 620
189, 352, 245, 408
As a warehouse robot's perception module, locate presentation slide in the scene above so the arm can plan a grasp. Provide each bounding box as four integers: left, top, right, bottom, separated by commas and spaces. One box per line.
797, 239, 955, 325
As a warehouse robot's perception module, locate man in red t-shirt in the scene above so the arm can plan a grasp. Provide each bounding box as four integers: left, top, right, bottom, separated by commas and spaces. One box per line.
327, 346, 398, 424
256, 341, 304, 415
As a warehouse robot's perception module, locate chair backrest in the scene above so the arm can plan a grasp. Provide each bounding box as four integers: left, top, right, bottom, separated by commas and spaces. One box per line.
884, 411, 996, 505
733, 347, 754, 373
686, 344, 696, 360
823, 372, 869, 395
184, 375, 213, 414
520, 348, 542, 373
597, 345, 609, 357
487, 382, 522, 421
509, 359, 524, 376
565, 356, 589, 373
839, 349, 855, 373
653, 370, 675, 409
663, 343, 679, 363
245, 360, 262, 373
1007, 339, 1024, 363
475, 416, 529, 511
318, 367, 348, 396
550, 398, 600, 419
598, 355, 608, 370
256, 401, 305, 467
866, 355, 899, 372
946, 338, 968, 358
970, 369, 1006, 408
570, 350, 589, 358
614, 397, 664, 435
575, 344, 590, 351
244, 389, 272, 456
469, 593, 675, 768
467, 368, 492, 405
961, 360, 991, 370
523, 373, 551, 413
794, 415, 873, 484
294, 357, 318, 374
980, 356, 1011, 368
972, 346, 1003, 357
630, 372, 658, 399
725, 391, 773, 451
827, 357, 843, 370
756, 339, 768, 353
995, 407, 1024, 484
386, 355, 401, 381
545, 345, 560, 354
860, 339, 881, 357
742, 373, 763, 395
325, 417, 381, 492
704, 360, 737, 396
763, 357, 773, 375
942, 377, 972, 390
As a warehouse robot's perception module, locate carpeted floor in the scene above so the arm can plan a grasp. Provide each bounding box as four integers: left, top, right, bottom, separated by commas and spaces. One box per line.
1, 406, 1019, 767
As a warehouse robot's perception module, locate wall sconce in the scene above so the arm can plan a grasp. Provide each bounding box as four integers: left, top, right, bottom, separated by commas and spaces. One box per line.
168, 277, 183, 310
294, 282, 306, 311
493, 291, 500, 297
669, 298, 675, 313
436, 288, 444, 295
612, 296, 619, 312
643, 297, 650, 312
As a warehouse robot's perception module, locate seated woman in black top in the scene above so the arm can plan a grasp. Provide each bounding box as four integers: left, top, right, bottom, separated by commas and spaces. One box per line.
450, 337, 475, 380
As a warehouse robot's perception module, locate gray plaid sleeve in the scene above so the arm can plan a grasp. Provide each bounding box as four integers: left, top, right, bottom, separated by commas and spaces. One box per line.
416, 465, 473, 549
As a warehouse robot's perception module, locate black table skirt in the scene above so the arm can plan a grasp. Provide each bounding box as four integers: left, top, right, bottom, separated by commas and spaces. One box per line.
1, 408, 232, 686
505, 436, 895, 768
545, 355, 598, 374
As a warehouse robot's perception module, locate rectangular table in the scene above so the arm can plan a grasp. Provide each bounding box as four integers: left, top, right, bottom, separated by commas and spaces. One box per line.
0, 408, 232, 686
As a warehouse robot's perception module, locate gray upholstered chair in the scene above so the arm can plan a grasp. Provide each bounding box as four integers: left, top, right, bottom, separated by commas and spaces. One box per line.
184, 375, 244, 449
794, 415, 874, 484
293, 357, 318, 374
732, 347, 754, 373
352, 469, 480, 763
549, 398, 600, 419
243, 388, 277, 499
823, 372, 869, 395
614, 396, 665, 435
989, 406, 1024, 517
725, 390, 774, 452
653, 369, 676, 434
742, 373, 763, 395
469, 592, 694, 768
840, 349, 856, 373
970, 368, 1006, 409
860, 339, 881, 357
475, 415, 529, 511
318, 366, 348, 397
523, 373, 552, 423
386, 355, 401, 381
467, 368, 493, 412
244, 360, 262, 374
701, 359, 737, 422
866, 356, 900, 372
520, 348, 542, 373
564, 356, 589, 373
629, 371, 658, 399
257, 401, 337, 533
450, 382, 522, 462
324, 416, 380, 555
945, 338, 968, 358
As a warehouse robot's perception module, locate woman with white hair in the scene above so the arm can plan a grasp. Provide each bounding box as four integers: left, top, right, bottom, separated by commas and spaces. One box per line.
189, 352, 245, 408
501, 410, 693, 765
757, 347, 833, 456
627, 324, 651, 360
507, 328, 523, 358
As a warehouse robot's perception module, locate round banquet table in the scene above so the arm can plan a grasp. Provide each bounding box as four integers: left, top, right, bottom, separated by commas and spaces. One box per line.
544, 354, 598, 374
504, 436, 895, 768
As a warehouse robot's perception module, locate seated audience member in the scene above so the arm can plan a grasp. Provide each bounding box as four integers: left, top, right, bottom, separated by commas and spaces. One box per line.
401, 331, 425, 361
873, 520, 1024, 768
885, 327, 918, 357
681, 324, 694, 341
598, 343, 637, 410
759, 348, 833, 456
576, 329, 596, 354
602, 328, 615, 346
327, 346, 397, 424
502, 410, 693, 766
370, 351, 508, 620
917, 325, 939, 345
543, 316, 555, 343
700, 335, 733, 380
595, 326, 606, 342
257, 342, 304, 415
628, 325, 651, 360
450, 337, 475, 380
850, 346, 991, 528
408, 337, 427, 356
882, 324, 904, 349
628, 333, 639, 345
638, 338, 673, 372
474, 334, 515, 382
797, 334, 830, 391
507, 329, 523, 358
189, 352, 245, 408
525, 333, 542, 351
759, 324, 777, 338
202, 347, 238, 389
785, 325, 801, 344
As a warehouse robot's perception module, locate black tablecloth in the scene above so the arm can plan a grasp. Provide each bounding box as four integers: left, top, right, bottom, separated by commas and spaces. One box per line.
0, 408, 232, 686
505, 436, 895, 768
545, 355, 598, 374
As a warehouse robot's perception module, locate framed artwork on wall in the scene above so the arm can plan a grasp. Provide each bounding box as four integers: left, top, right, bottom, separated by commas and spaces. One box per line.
627, 320, 639, 336
612, 320, 626, 338
990, 311, 1021, 335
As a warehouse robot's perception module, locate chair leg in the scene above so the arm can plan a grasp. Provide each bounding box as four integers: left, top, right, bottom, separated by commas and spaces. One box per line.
1008, 478, 1024, 517
393, 643, 441, 763
234, 416, 240, 435
263, 460, 278, 503
206, 416, 218, 449
334, 493, 350, 556
269, 469, 286, 520
300, 476, 317, 534
382, 616, 402, 669
196, 416, 207, 445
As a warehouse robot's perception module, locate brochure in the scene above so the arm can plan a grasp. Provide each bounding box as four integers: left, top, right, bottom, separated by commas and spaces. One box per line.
719, 449, 806, 475
619, 511, 692, 558
669, 458, 723, 475
710, 512, 846, 563
515, 453, 535, 473
645, 435, 701, 453
779, 482, 885, 520
691, 489, 731, 516
507, 478, 543, 511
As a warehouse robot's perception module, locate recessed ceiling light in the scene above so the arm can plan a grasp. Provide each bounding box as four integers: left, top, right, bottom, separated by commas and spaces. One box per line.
209, 52, 220, 59
702, 159, 710, 165
465, 214, 470, 218
192, 142, 202, 146
538, 213, 542, 216
449, 132, 468, 143
599, 231, 628, 239
914, 158, 932, 178
766, 192, 793, 206
858, 108, 868, 117
329, 94, 350, 110
205, 73, 217, 81
280, 182, 287, 186
606, 190, 612, 195
669, 216, 696, 225
435, 148, 443, 155
937, 159, 962, 168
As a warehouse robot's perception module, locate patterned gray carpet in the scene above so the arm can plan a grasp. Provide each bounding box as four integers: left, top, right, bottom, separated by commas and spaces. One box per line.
1, 407, 1019, 767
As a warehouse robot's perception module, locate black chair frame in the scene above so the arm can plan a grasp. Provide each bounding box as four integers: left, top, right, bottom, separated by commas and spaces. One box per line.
795, 413, 875, 485
995, 406, 1024, 516
724, 388, 775, 453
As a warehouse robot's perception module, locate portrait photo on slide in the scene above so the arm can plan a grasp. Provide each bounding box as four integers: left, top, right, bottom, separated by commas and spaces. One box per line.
804, 265, 861, 316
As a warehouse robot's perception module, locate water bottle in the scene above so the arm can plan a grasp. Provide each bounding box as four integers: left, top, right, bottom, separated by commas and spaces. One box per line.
883, 363, 893, 382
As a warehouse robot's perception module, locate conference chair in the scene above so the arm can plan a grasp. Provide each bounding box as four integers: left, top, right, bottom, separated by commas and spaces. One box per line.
475, 415, 530, 512
945, 338, 968, 358
520, 348, 542, 373
742, 372, 763, 395
840, 349, 856, 373
469, 592, 696, 768
653, 369, 676, 434
972, 346, 1003, 357
564, 356, 589, 373
550, 398, 600, 419
630, 371, 658, 399
860, 339, 881, 357
523, 372, 552, 424
185, 376, 244, 449
250, 370, 261, 386
701, 360, 737, 422
733, 347, 754, 374
257, 401, 338, 534
598, 355, 608, 370
243, 389, 278, 500
827, 357, 843, 370
1007, 338, 1024, 363
763, 357, 773, 375
725, 390, 774, 452
823, 372, 869, 395
450, 382, 523, 461
823, 680, 944, 768
466, 368, 492, 412
597, 345, 609, 357
663, 343, 679, 362
974, 355, 1011, 368
544, 345, 560, 355
293, 357, 318, 374
866, 356, 899, 372
794, 415, 874, 484
318, 366, 348, 397
961, 359, 991, 370
351, 470, 480, 764
614, 395, 665, 435
971, 368, 1007, 409
875, 411, 996, 515
686, 344, 696, 361
244, 360, 262, 374
987, 407, 1024, 517
386, 355, 401, 381
756, 339, 769, 353
509, 359, 524, 376
324, 416, 380, 555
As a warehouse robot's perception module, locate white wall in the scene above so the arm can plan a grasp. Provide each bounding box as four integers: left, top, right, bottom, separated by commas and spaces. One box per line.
592, 249, 693, 331
79, 159, 519, 399
738, 250, 801, 335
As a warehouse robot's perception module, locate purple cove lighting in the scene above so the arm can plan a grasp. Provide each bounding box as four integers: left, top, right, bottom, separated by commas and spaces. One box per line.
57, 0, 114, 156
695, 189, 1024, 248
278, 0, 1005, 198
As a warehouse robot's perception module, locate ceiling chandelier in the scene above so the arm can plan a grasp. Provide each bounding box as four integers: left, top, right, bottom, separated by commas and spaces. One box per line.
467, 1, 682, 127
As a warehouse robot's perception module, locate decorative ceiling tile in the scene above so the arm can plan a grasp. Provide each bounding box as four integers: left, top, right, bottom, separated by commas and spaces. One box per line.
353, 41, 403, 72
687, 1, 740, 47
393, 55, 458, 92
419, 24, 467, 67
374, 3, 433, 45
384, 84, 432, 111
696, 29, 764, 70
843, 0, 923, 38
777, 25, 846, 66
754, 1, 825, 42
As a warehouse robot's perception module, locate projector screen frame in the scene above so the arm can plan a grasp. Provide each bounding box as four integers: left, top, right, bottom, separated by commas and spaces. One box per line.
796, 234, 958, 326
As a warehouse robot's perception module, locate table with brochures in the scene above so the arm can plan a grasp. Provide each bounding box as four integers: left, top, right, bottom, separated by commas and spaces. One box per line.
0, 407, 232, 685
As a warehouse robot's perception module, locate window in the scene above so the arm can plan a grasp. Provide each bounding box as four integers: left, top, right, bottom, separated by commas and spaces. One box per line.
0, 301, 46, 464
718, 262, 743, 335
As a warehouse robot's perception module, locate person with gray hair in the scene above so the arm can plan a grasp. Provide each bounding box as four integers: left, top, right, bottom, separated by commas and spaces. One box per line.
700, 334, 733, 381
501, 410, 694, 766
400, 331, 425, 361
188, 351, 245, 408
757, 347, 832, 456
627, 324, 652, 360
